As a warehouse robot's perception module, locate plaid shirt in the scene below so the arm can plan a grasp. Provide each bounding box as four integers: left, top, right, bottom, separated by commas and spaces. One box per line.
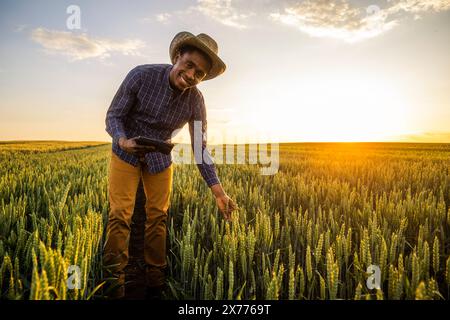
105, 64, 220, 187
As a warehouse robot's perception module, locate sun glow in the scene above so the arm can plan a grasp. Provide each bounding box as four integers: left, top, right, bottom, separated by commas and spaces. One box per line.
235, 73, 411, 142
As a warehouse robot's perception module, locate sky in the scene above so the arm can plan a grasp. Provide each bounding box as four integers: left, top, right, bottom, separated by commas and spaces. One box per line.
0, 0, 449, 143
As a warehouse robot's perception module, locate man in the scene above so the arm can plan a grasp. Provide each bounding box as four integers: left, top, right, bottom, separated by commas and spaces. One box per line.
104, 31, 237, 300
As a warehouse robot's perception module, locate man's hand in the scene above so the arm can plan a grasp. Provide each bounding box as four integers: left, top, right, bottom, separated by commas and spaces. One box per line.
215, 195, 237, 221
118, 137, 155, 157
211, 184, 238, 221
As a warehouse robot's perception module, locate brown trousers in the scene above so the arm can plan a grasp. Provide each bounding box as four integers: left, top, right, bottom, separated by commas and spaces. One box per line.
103, 152, 173, 295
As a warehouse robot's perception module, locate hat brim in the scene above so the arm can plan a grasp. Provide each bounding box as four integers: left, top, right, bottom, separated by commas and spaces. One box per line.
170, 32, 226, 81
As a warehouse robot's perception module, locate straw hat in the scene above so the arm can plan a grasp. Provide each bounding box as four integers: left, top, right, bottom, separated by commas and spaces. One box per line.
169, 31, 226, 81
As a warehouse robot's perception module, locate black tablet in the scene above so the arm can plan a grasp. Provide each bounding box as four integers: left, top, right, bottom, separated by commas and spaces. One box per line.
134, 136, 174, 155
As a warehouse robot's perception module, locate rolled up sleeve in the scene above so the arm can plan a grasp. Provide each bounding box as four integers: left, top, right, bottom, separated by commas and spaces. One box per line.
189, 92, 220, 187
105, 67, 142, 144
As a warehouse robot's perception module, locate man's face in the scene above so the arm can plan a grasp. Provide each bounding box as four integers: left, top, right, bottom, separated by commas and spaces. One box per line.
169, 49, 211, 91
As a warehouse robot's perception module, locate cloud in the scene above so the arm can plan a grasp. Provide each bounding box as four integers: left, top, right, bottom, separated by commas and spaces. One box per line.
140, 13, 172, 24
146, 0, 449, 39
269, 0, 397, 42
148, 0, 253, 29
14, 24, 28, 33
196, 0, 253, 29
30, 28, 145, 61
156, 13, 172, 23
387, 0, 450, 15
269, 0, 450, 42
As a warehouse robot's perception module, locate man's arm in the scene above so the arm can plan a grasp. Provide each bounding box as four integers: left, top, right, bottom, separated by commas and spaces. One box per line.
188, 93, 220, 188
189, 93, 237, 220
105, 67, 141, 144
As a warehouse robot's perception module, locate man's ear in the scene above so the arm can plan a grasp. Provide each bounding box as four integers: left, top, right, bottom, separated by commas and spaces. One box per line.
173, 52, 181, 64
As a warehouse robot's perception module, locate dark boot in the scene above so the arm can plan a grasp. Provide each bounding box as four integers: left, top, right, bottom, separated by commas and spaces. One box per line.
145, 265, 167, 299
145, 284, 166, 300
109, 286, 125, 300
104, 273, 126, 300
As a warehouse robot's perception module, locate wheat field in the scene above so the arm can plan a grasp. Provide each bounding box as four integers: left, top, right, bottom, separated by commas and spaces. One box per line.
0, 141, 449, 300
